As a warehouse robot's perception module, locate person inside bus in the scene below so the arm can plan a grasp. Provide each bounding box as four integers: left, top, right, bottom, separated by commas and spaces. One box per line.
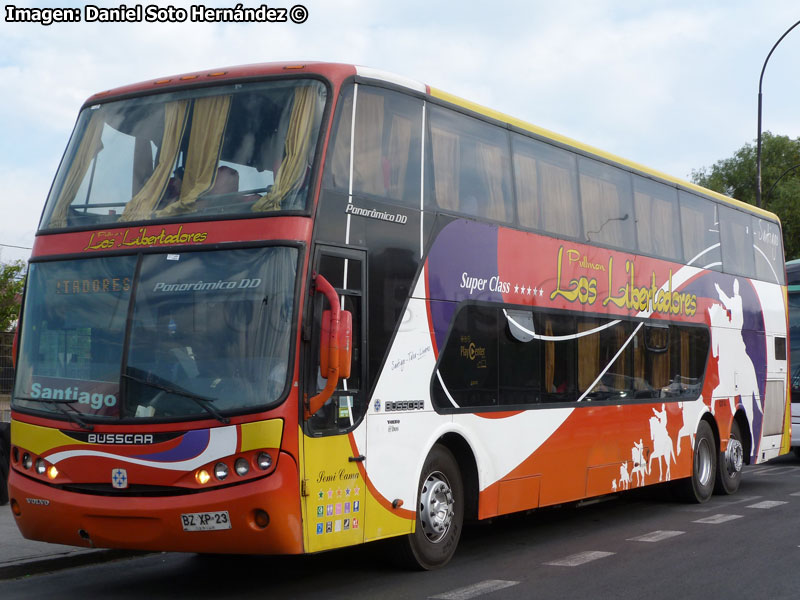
159, 166, 184, 206
207, 165, 239, 197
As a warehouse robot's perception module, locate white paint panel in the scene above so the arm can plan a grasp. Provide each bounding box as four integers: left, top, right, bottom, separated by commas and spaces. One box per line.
355, 66, 426, 93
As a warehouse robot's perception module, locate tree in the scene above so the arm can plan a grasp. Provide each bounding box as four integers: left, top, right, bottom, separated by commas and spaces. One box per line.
691, 132, 800, 260
0, 260, 26, 332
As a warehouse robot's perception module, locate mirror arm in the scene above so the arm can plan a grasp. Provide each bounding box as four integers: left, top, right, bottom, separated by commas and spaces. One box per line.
305, 273, 341, 419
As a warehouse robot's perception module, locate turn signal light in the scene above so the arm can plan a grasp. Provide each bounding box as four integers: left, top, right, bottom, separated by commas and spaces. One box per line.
195, 469, 211, 485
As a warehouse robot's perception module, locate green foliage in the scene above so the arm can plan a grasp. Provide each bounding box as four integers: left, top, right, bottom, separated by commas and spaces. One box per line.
0, 261, 26, 332
691, 132, 800, 260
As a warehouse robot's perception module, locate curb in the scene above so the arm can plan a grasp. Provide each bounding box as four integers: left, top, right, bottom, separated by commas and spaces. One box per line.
0, 548, 147, 581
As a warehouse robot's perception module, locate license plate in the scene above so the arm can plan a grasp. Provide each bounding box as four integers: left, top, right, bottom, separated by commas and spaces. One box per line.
180, 511, 231, 531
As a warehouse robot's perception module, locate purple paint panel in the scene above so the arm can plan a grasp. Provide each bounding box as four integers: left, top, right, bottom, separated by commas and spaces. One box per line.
135, 428, 211, 462
426, 220, 503, 351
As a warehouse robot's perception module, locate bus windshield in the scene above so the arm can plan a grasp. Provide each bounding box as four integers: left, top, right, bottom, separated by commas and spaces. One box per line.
13, 246, 298, 422
40, 78, 327, 230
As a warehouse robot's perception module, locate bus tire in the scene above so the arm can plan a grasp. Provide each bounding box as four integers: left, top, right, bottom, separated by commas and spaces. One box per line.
714, 420, 743, 495
398, 445, 463, 570
677, 420, 716, 503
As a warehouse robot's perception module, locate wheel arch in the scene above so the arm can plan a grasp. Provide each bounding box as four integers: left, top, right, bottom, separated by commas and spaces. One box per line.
435, 432, 479, 521
732, 409, 752, 465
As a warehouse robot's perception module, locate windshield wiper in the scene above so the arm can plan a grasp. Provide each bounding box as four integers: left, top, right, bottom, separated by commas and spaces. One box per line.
122, 370, 230, 424
16, 397, 94, 431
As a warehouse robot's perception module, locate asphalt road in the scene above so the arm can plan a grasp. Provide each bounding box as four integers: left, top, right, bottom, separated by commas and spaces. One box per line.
3, 454, 800, 600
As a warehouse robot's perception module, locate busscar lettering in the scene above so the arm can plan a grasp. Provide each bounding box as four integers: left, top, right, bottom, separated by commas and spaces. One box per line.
88, 433, 155, 445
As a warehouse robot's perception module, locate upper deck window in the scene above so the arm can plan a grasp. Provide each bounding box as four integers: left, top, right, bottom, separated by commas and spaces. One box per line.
40, 79, 327, 230
426, 105, 514, 223
325, 84, 423, 208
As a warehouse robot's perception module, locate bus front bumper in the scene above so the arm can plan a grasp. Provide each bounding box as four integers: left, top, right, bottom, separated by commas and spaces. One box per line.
8, 452, 304, 555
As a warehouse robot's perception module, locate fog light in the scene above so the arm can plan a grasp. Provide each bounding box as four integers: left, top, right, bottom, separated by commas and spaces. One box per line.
256, 452, 272, 470
214, 462, 229, 481
253, 509, 270, 529
35, 458, 46, 475
22, 453, 32, 470
195, 469, 211, 485
47, 465, 59, 480
11, 499, 21, 516
234, 458, 250, 476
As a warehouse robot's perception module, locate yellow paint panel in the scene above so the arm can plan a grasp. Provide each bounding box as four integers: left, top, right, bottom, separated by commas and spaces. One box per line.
364, 490, 414, 542
300, 429, 366, 552
428, 87, 780, 222
11, 420, 85, 455
240, 419, 283, 451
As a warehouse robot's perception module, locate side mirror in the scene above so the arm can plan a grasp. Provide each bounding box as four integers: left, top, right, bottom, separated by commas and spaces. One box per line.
321, 309, 352, 379
305, 273, 353, 419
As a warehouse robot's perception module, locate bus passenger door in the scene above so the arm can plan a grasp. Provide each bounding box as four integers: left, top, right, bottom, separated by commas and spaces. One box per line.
301, 247, 368, 553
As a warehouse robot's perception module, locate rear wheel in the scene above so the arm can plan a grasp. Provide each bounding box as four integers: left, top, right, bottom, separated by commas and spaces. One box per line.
714, 420, 744, 495
678, 420, 716, 503
397, 445, 463, 570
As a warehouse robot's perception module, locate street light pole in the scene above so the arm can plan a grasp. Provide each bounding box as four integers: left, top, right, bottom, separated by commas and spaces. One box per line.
756, 18, 800, 209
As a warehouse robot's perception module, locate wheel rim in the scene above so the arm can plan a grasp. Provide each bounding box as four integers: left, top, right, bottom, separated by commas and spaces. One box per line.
725, 438, 744, 476
419, 471, 454, 543
696, 437, 713, 487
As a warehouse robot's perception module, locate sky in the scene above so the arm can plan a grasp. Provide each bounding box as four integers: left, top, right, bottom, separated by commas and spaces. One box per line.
1, 0, 799, 264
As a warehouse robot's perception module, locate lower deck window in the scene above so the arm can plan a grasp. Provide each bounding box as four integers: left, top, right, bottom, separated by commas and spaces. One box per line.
431, 304, 709, 411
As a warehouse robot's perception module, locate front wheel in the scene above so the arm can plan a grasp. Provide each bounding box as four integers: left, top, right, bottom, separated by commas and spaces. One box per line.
714, 420, 744, 495
397, 445, 464, 570
677, 420, 716, 503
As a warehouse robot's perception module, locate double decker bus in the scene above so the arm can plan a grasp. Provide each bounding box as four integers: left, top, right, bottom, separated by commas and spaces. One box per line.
8, 62, 790, 569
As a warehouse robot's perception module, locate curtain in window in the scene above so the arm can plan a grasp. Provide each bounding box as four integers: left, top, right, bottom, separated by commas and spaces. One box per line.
260, 248, 296, 399
635, 191, 678, 259
159, 95, 231, 216
387, 114, 412, 199
544, 319, 555, 393
478, 142, 508, 222
582, 175, 624, 246
680, 329, 690, 378
252, 86, 318, 212
633, 332, 646, 392
578, 321, 599, 393
541, 162, 579, 238
122, 100, 189, 220
612, 325, 627, 390
514, 153, 540, 229
352, 90, 384, 196
327, 92, 353, 190
48, 110, 106, 228
680, 204, 707, 262
430, 126, 460, 211
651, 348, 669, 389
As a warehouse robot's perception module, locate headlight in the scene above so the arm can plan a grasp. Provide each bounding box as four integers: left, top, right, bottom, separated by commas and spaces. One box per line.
35, 458, 46, 475
22, 453, 32, 470
257, 452, 273, 470
234, 458, 250, 476
214, 462, 229, 481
